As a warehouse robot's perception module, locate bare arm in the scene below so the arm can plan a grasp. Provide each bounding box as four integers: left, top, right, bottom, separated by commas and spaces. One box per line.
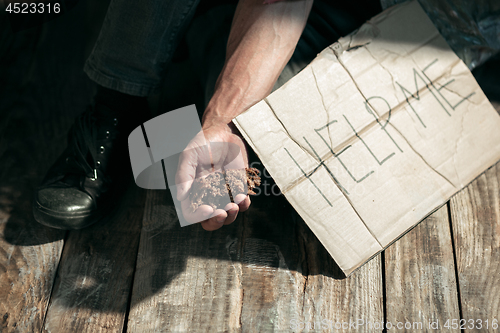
202, 0, 314, 128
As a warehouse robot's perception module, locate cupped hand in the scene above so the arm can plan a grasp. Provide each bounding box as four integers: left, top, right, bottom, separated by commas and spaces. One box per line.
175, 123, 251, 231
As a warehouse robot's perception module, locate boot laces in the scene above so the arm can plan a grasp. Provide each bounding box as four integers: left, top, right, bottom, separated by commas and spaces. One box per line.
68, 106, 110, 183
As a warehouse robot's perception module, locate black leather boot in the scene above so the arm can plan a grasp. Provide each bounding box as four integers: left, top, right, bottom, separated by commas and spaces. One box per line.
33, 90, 149, 229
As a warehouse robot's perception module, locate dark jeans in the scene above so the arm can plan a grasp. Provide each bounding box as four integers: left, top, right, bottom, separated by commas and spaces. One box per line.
83, 0, 381, 97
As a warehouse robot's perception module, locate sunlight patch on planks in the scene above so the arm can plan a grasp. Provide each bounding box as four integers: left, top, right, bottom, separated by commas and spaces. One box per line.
126, 189, 383, 332
41, 186, 145, 333
450, 163, 500, 333
385, 205, 460, 332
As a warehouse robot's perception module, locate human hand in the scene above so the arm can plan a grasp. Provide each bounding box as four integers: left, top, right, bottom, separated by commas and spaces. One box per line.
175, 123, 251, 231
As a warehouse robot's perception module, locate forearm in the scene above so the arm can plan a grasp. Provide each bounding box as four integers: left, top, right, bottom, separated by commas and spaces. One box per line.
202, 0, 313, 128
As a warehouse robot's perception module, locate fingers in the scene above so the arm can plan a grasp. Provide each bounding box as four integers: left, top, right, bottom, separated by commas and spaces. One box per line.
201, 208, 228, 231
180, 197, 247, 231
191, 194, 251, 231
234, 194, 251, 212
201, 202, 240, 230
223, 203, 239, 225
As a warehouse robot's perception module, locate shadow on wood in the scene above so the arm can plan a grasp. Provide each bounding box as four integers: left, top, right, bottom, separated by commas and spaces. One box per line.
129, 150, 347, 313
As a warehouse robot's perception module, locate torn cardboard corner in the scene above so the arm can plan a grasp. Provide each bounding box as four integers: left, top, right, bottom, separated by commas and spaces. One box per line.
233, 0, 500, 276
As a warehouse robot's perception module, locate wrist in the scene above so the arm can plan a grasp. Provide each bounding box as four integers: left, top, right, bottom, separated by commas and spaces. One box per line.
202, 100, 245, 130
202, 76, 257, 128
201, 113, 230, 130
201, 111, 241, 136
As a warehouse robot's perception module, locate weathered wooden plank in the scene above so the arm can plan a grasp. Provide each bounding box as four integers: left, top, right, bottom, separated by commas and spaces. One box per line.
442, 55, 500, 333
26, 0, 145, 330
0, 74, 66, 331
0, 10, 66, 333
384, 205, 460, 332
41, 185, 146, 333
0, 81, 70, 331
0, 169, 65, 333
126, 189, 253, 333
126, 160, 383, 332
127, 182, 296, 333
0, 224, 64, 333
1, 0, 112, 331
450, 163, 500, 333
231, 191, 322, 332
295, 214, 384, 333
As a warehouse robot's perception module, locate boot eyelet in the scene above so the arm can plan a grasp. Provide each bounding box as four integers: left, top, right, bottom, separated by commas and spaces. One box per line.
100, 146, 105, 154
96, 160, 101, 166
113, 118, 118, 126
105, 130, 110, 138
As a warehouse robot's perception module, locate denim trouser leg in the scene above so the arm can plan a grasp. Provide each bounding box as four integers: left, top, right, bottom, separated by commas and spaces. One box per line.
84, 0, 201, 97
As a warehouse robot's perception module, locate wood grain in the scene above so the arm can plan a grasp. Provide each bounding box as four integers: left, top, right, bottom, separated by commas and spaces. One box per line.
296, 215, 384, 333
0, 192, 64, 333
127, 185, 303, 332
384, 205, 460, 332
450, 163, 500, 332
126, 189, 254, 332
0, 0, 110, 331
126, 162, 383, 332
41, 185, 146, 333
0, 10, 65, 333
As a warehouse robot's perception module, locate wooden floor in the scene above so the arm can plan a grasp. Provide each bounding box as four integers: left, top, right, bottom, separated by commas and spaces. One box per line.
1, 1, 500, 332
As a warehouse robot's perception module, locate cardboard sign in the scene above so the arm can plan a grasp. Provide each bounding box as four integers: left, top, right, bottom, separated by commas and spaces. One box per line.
233, 0, 500, 276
